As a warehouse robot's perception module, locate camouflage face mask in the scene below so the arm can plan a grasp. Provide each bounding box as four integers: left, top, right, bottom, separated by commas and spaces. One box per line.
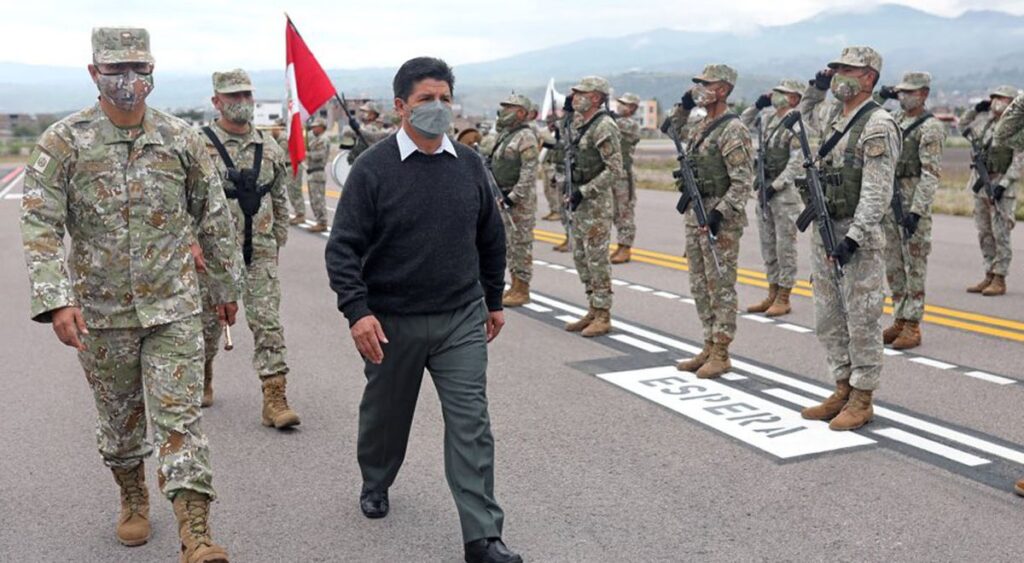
496, 107, 521, 129
571, 94, 593, 113
221, 100, 254, 124
830, 73, 862, 102
771, 92, 790, 110
898, 91, 923, 112
96, 70, 154, 111
992, 98, 1011, 115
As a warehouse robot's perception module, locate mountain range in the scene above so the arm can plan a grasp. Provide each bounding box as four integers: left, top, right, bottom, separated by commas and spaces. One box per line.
3, 4, 1023, 115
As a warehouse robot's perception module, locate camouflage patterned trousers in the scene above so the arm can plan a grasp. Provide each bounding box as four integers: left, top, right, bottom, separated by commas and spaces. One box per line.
285, 162, 306, 216
78, 315, 214, 500
811, 241, 885, 391
571, 191, 614, 310
756, 188, 801, 288
883, 212, 932, 322
201, 260, 289, 379
502, 190, 537, 283
542, 164, 561, 215
973, 193, 1016, 276
307, 169, 328, 224
685, 216, 743, 342
612, 169, 637, 246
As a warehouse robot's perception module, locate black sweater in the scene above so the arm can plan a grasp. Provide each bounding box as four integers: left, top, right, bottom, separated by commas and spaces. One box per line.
325, 135, 507, 326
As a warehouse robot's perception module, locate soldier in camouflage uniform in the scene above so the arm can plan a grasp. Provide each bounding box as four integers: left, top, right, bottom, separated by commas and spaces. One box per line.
19, 28, 241, 562
540, 113, 564, 221
563, 76, 623, 337
670, 64, 753, 379
344, 101, 392, 164
797, 47, 901, 431
740, 79, 805, 318
489, 94, 540, 307
198, 69, 301, 430
875, 72, 946, 349
961, 85, 1020, 296
271, 120, 308, 225
611, 93, 641, 264
305, 117, 330, 232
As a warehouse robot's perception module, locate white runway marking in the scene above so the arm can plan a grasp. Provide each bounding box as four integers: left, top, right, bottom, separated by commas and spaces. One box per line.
742, 314, 775, 324
883, 349, 905, 356
653, 291, 680, 299
609, 335, 667, 353
611, 279, 629, 286
910, 357, 957, 370
870, 428, 990, 467
628, 285, 654, 292
522, 303, 553, 313
964, 370, 1016, 386
778, 323, 813, 334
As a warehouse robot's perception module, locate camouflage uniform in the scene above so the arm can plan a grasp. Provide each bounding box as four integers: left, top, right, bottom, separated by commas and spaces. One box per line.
739, 79, 805, 294
20, 63, 242, 502
306, 120, 329, 225
539, 124, 564, 217
345, 101, 392, 164
882, 72, 946, 326
799, 47, 901, 393
568, 77, 623, 313
670, 65, 753, 348
490, 94, 540, 287
276, 130, 306, 216
964, 86, 1020, 282
613, 93, 641, 247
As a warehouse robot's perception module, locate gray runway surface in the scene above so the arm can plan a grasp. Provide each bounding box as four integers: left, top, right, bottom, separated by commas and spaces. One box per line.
1, 164, 1023, 562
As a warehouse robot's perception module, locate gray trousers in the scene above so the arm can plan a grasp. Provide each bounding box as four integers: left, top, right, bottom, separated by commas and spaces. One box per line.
357, 299, 504, 542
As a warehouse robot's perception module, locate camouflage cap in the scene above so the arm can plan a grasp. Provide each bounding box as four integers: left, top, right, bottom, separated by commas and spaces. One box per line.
308, 117, 327, 129
212, 68, 253, 94
91, 27, 154, 65
773, 79, 805, 96
692, 64, 738, 86
990, 85, 1019, 99
617, 92, 640, 106
500, 93, 533, 109
571, 76, 610, 95
359, 101, 382, 115
895, 72, 931, 91
828, 46, 883, 73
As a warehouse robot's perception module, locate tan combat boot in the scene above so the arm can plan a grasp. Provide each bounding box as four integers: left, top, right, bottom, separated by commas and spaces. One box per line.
308, 221, 328, 233
542, 211, 561, 221
262, 375, 301, 429
829, 388, 874, 431
112, 463, 150, 547
746, 284, 778, 314
581, 309, 612, 337
801, 379, 852, 421
1015, 477, 1024, 497
882, 319, 906, 345
173, 490, 229, 563
610, 245, 632, 264
201, 359, 214, 408
565, 308, 596, 332
502, 278, 531, 307
677, 341, 713, 372
967, 272, 994, 293
891, 321, 921, 350
982, 274, 1006, 296
288, 213, 306, 226
764, 286, 792, 317
696, 335, 732, 379
553, 240, 569, 252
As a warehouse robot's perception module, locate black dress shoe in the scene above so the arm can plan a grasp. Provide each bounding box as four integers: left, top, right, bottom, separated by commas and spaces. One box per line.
464, 538, 523, 563
359, 489, 389, 519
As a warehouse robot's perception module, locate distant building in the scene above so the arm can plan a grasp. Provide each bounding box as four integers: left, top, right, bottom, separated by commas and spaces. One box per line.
254, 100, 284, 127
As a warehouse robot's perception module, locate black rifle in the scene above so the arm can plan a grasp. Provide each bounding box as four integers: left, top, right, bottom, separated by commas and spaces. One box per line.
966, 130, 998, 204
562, 94, 578, 250
753, 116, 770, 217
337, 92, 370, 150
661, 117, 723, 275
782, 111, 848, 317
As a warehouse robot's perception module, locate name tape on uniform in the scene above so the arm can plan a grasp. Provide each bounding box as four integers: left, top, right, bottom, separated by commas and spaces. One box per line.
596, 366, 875, 459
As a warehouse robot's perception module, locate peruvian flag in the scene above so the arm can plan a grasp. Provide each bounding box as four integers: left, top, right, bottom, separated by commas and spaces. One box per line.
285, 16, 336, 175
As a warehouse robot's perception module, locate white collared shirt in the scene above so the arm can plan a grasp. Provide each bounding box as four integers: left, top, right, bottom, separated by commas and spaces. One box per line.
396, 126, 458, 161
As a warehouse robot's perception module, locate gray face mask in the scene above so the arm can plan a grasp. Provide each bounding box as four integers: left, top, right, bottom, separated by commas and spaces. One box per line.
96, 70, 153, 111
408, 100, 453, 139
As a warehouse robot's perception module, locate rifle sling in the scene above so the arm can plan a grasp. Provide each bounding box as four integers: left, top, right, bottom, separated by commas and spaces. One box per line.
817, 101, 880, 160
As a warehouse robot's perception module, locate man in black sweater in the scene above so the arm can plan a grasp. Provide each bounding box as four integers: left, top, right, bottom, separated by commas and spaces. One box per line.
325, 57, 522, 563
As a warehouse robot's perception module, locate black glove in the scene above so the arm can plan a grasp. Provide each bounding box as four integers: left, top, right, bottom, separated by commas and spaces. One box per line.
706, 209, 723, 236
502, 191, 515, 207
879, 86, 898, 100
681, 90, 696, 110
563, 93, 575, 113
349, 117, 361, 132
813, 70, 831, 91
764, 185, 777, 202
994, 184, 1007, 201
755, 93, 772, 110
976, 100, 992, 113
831, 236, 859, 266
903, 212, 921, 236
569, 190, 583, 211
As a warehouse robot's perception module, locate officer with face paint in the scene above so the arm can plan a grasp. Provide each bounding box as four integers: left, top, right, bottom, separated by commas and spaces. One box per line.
875, 72, 947, 349
961, 85, 1020, 297
669, 64, 754, 379
197, 69, 301, 430
305, 117, 330, 232
740, 79, 806, 317
798, 46, 901, 431
20, 27, 242, 562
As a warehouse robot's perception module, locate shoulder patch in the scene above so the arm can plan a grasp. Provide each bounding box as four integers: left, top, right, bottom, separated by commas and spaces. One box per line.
28, 147, 58, 179
864, 137, 887, 158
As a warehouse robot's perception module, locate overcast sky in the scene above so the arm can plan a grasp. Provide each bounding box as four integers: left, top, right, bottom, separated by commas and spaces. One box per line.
5, 0, 1024, 72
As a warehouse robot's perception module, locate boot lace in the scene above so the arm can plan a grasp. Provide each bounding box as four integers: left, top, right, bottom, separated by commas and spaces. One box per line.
114, 466, 145, 514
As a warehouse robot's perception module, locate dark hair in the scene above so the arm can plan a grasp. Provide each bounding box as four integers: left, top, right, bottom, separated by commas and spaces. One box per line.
393, 57, 455, 101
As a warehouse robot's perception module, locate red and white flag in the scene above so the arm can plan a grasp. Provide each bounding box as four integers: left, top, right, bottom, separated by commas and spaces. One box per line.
285, 17, 336, 175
